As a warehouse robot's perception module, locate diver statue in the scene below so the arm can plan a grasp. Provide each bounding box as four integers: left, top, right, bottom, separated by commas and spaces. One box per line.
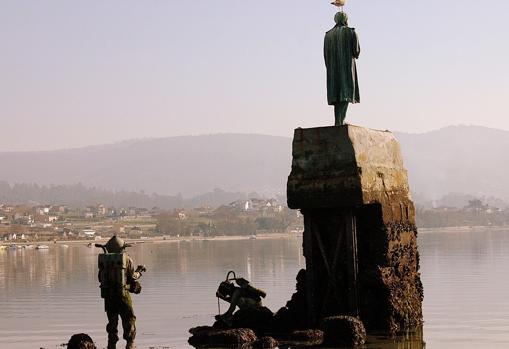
96, 236, 146, 349
215, 271, 267, 325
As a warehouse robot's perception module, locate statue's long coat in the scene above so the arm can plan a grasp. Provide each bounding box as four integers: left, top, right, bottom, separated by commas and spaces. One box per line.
324, 13, 360, 105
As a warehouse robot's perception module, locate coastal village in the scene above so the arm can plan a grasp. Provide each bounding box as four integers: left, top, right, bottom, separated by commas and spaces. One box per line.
416, 199, 509, 228
2, 196, 509, 246
0, 198, 304, 244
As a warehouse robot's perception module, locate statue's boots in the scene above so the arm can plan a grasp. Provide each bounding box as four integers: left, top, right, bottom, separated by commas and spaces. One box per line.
126, 341, 136, 349
107, 342, 116, 349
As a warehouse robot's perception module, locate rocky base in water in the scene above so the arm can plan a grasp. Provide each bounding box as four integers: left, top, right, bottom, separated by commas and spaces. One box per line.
66, 333, 97, 349
188, 270, 366, 348
188, 327, 259, 347
322, 316, 366, 347
188, 318, 365, 348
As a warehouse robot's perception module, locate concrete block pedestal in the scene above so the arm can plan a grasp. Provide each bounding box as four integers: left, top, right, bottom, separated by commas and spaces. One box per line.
287, 125, 423, 333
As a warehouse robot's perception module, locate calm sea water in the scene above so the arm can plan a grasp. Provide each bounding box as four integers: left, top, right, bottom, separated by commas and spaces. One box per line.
1, 229, 509, 349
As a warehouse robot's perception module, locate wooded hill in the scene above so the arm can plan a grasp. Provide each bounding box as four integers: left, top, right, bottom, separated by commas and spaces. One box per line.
0, 125, 507, 208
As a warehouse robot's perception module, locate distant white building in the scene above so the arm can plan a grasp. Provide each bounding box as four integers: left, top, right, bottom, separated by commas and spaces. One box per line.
82, 229, 96, 239
97, 205, 106, 215
37, 206, 51, 215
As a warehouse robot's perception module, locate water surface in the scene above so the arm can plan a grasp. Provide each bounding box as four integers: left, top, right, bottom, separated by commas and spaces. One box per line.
1, 229, 509, 348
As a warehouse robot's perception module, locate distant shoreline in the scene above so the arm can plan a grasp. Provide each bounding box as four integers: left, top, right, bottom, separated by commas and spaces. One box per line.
0, 232, 303, 247
3, 226, 509, 247
419, 225, 509, 234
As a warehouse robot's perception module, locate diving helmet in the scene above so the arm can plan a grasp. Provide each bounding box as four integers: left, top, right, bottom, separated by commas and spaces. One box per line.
105, 235, 127, 253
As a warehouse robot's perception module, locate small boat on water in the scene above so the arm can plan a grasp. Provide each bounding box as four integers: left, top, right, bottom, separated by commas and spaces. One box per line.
9, 244, 20, 250
249, 234, 257, 240
24, 245, 35, 249
60, 244, 69, 248
36, 245, 50, 250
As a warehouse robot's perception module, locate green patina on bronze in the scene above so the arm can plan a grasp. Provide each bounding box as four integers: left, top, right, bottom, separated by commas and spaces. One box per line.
105, 290, 136, 348
324, 12, 360, 125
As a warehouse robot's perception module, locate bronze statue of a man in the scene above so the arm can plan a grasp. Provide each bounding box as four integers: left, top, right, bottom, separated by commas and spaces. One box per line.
324, 11, 360, 126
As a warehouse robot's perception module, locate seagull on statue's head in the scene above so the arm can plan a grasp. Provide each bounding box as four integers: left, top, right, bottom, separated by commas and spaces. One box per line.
331, 0, 347, 7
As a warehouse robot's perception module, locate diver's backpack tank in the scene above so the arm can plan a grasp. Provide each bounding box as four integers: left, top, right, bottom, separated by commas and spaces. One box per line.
242, 284, 266, 302
98, 252, 128, 298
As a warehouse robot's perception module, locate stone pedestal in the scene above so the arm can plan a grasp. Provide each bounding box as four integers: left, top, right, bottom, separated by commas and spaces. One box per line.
287, 125, 423, 333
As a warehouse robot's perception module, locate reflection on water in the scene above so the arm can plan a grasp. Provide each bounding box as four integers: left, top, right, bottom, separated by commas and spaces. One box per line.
1, 229, 509, 348
272, 329, 425, 349
364, 329, 425, 349
419, 228, 509, 349
0, 238, 305, 349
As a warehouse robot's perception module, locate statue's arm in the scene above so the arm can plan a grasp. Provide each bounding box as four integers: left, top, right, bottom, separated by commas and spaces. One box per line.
352, 30, 360, 59
127, 257, 141, 281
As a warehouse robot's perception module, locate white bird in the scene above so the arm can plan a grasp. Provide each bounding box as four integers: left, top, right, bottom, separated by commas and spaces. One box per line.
331, 0, 347, 7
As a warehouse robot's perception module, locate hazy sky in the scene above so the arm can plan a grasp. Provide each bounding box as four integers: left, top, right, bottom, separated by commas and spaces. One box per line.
1, 0, 508, 151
